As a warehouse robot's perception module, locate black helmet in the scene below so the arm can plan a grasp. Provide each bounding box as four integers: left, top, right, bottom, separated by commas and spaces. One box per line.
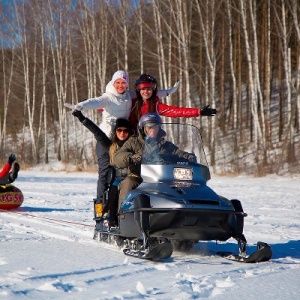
134, 74, 157, 90
138, 113, 161, 129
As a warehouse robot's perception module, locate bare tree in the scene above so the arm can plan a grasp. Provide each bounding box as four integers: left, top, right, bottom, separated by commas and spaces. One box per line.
195, 0, 219, 165
262, 0, 272, 144
152, 0, 167, 87
239, 0, 263, 149
46, 0, 74, 161
226, 0, 238, 130
273, 0, 294, 164
13, 0, 40, 162
0, 41, 15, 153
288, 0, 300, 133
249, 0, 266, 147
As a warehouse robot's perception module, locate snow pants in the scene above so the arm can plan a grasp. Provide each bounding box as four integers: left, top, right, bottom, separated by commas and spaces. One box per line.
0, 174, 9, 185
96, 141, 111, 201
118, 175, 143, 209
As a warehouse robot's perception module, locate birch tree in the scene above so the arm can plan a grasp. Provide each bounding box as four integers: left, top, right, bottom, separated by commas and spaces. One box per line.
273, 0, 293, 152
249, 0, 266, 147
195, 0, 219, 165
107, 0, 133, 71
0, 44, 15, 153
46, 0, 73, 161
173, 0, 192, 105
239, 0, 263, 149
225, 0, 237, 130
152, 0, 168, 87
13, 0, 39, 162
262, 0, 271, 143
288, 0, 300, 133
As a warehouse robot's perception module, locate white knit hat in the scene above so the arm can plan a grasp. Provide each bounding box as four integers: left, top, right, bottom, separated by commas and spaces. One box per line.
111, 70, 129, 86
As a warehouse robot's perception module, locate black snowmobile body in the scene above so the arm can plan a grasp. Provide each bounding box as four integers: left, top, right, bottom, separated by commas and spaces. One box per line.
97, 123, 272, 262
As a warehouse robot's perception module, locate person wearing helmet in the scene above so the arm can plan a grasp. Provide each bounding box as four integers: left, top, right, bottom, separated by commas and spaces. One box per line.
138, 113, 197, 164
129, 73, 217, 132
113, 113, 196, 208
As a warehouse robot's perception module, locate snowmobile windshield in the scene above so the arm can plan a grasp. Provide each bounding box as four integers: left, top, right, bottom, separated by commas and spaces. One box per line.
141, 123, 208, 167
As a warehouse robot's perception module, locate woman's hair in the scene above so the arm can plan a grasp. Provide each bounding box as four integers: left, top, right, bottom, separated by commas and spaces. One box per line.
135, 89, 157, 111
133, 74, 158, 122
109, 138, 119, 164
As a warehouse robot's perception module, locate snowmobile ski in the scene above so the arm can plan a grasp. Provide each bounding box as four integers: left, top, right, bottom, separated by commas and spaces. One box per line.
218, 242, 272, 263
123, 240, 173, 261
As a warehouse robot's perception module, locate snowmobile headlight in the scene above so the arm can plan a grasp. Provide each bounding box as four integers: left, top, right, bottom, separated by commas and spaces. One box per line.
173, 167, 193, 180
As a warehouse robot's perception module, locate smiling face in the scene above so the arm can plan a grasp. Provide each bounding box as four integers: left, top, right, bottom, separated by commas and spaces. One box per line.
113, 79, 128, 94
144, 124, 159, 138
139, 88, 154, 100
115, 127, 129, 141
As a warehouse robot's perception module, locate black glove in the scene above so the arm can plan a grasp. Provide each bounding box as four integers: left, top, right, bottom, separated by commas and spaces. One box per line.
188, 154, 197, 163
201, 105, 217, 116
8, 154, 16, 164
131, 154, 142, 165
72, 110, 86, 123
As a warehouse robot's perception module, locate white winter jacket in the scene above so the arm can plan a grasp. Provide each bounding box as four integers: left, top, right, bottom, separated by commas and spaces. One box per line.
75, 81, 177, 136
75, 81, 133, 135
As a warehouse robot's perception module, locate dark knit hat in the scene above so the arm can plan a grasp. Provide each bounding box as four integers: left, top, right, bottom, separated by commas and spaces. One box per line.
115, 118, 131, 130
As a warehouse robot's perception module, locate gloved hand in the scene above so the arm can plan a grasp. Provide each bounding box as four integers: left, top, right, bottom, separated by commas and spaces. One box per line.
188, 154, 197, 163
72, 110, 86, 123
8, 154, 16, 164
200, 105, 217, 116
131, 154, 142, 165
166, 81, 180, 96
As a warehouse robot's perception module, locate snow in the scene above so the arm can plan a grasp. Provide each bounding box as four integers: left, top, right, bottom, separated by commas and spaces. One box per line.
1, 169, 300, 299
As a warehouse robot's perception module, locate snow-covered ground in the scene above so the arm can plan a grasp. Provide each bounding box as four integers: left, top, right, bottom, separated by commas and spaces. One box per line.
1, 169, 300, 299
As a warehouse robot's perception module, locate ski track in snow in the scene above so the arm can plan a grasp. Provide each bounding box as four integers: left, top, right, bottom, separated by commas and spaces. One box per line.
0, 171, 300, 299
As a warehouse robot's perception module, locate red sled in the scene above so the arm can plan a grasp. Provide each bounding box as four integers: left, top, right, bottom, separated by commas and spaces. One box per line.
0, 184, 24, 210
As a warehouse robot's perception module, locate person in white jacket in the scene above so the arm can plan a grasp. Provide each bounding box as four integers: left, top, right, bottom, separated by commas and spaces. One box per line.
73, 70, 179, 208
74, 70, 179, 136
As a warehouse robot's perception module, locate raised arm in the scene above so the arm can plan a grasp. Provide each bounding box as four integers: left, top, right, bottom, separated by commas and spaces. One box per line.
72, 110, 111, 149
74, 95, 108, 111
157, 81, 180, 98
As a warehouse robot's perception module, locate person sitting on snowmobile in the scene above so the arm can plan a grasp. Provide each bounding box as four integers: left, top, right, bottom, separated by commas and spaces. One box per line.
0, 154, 20, 185
72, 110, 133, 233
141, 115, 197, 165
113, 113, 196, 209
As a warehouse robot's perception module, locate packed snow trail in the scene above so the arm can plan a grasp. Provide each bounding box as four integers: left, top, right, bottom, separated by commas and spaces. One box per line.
0, 170, 299, 299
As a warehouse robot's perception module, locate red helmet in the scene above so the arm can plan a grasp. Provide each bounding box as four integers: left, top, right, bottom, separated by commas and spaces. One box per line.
134, 74, 157, 91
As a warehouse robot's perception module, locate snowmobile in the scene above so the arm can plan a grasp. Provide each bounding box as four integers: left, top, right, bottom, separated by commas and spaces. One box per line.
95, 122, 272, 263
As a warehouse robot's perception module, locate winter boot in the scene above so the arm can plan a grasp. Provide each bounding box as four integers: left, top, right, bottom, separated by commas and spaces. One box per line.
9, 163, 20, 183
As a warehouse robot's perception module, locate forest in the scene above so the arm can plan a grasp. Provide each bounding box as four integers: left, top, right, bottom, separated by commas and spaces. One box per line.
0, 0, 299, 175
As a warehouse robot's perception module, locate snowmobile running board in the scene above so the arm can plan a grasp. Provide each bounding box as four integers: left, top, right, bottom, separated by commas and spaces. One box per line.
217, 241, 272, 263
